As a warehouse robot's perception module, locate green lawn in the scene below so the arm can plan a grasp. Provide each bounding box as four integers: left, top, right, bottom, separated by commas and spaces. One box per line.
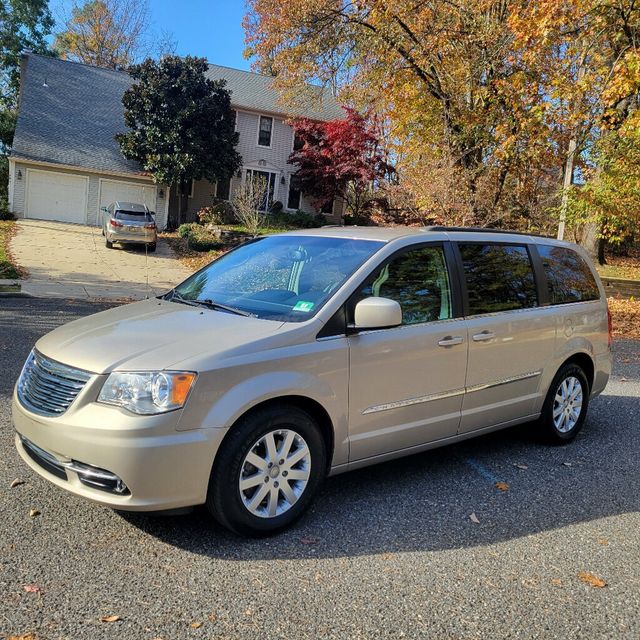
0, 220, 21, 279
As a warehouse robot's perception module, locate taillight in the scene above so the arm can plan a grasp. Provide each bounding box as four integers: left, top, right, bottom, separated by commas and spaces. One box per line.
607, 305, 613, 349
110, 218, 123, 228
144, 223, 156, 229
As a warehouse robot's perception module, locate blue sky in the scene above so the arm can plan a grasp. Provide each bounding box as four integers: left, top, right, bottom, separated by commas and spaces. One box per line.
149, 0, 249, 69
54, 0, 251, 70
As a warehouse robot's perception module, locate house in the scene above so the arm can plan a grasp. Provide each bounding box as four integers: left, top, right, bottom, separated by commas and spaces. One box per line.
7, 53, 345, 229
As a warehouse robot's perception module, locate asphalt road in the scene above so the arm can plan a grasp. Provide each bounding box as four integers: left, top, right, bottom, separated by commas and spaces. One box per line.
1, 298, 638, 640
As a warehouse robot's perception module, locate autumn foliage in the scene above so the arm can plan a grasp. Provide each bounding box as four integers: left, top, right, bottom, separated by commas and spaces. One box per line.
245, 0, 640, 248
289, 108, 391, 221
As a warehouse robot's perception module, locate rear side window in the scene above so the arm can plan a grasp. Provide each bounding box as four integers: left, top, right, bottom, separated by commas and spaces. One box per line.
538, 245, 600, 304
459, 244, 537, 315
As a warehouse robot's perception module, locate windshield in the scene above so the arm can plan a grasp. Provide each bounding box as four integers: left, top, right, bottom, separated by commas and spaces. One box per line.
172, 235, 384, 322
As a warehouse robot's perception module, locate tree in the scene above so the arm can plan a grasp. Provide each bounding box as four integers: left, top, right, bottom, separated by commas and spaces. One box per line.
116, 56, 241, 228
232, 175, 268, 235
55, 0, 151, 69
289, 108, 391, 222
245, 0, 558, 227
1, 0, 54, 109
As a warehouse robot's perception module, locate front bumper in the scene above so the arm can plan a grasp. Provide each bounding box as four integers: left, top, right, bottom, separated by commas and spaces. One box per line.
12, 388, 227, 511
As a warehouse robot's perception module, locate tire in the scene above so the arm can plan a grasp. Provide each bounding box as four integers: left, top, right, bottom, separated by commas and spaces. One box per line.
207, 404, 327, 536
539, 363, 590, 444
147, 242, 156, 252
105, 238, 113, 249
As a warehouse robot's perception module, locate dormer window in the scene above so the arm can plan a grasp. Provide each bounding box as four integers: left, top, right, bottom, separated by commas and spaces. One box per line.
258, 115, 273, 147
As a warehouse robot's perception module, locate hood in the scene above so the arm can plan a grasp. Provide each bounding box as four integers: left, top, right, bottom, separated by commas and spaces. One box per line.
35, 299, 285, 374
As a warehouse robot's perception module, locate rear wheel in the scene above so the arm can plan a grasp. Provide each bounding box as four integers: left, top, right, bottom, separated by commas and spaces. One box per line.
539, 363, 590, 444
207, 404, 326, 536
147, 242, 156, 252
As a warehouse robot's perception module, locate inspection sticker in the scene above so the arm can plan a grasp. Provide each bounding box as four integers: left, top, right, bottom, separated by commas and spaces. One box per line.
293, 301, 315, 313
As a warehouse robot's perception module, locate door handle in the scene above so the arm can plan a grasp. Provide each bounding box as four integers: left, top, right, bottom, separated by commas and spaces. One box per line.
438, 335, 464, 347
472, 331, 496, 342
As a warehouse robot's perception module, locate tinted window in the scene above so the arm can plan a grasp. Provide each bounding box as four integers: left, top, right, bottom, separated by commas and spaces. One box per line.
459, 244, 537, 314
174, 235, 383, 322
356, 246, 452, 325
538, 245, 600, 304
115, 210, 153, 222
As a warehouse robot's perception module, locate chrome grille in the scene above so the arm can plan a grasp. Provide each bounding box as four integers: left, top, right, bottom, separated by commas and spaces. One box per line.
17, 350, 92, 417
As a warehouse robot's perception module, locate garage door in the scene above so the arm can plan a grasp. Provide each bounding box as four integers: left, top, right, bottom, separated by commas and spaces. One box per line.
26, 170, 88, 223
99, 180, 157, 213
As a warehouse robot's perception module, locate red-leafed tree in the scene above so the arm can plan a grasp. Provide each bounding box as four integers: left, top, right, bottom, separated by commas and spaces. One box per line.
289, 107, 391, 222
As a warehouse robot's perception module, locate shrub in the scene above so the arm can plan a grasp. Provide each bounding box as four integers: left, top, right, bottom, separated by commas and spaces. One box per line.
269, 200, 284, 214
197, 201, 226, 225
0, 196, 14, 220
187, 224, 223, 252
270, 210, 327, 229
178, 223, 196, 238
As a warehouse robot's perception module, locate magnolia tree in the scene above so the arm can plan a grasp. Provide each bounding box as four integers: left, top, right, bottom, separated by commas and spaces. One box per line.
116, 56, 241, 227
288, 107, 392, 222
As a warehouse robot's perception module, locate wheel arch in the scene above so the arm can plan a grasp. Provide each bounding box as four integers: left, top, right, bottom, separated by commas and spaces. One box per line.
559, 352, 595, 391
215, 395, 335, 474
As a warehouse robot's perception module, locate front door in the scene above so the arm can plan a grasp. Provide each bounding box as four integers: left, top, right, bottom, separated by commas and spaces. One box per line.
348, 243, 468, 462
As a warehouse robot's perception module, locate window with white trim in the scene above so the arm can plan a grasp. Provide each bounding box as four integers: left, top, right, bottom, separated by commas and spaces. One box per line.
246, 169, 277, 211
258, 116, 273, 147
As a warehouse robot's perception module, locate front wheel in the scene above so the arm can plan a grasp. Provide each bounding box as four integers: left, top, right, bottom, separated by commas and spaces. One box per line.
147, 242, 156, 252
105, 238, 113, 249
207, 405, 326, 536
539, 363, 590, 444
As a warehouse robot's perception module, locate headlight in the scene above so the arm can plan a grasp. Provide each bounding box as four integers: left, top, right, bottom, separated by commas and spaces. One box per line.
98, 371, 196, 415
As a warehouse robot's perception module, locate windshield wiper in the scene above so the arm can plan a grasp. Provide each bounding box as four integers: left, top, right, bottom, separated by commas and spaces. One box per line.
169, 290, 254, 317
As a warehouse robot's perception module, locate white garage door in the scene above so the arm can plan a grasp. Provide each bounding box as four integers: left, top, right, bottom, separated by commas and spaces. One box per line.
99, 180, 157, 213
26, 170, 88, 223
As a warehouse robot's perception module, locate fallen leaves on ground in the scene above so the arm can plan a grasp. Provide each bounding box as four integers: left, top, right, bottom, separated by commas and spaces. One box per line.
189, 622, 203, 629
8, 634, 38, 640
100, 615, 121, 623
22, 584, 43, 594
10, 478, 25, 488
577, 572, 607, 588
513, 463, 528, 470
495, 482, 510, 492
28, 509, 40, 518
551, 578, 563, 586
608, 297, 640, 340
300, 535, 319, 545
597, 538, 609, 546
469, 512, 480, 524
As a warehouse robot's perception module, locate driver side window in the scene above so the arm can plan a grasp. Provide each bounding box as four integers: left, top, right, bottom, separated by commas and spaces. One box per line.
357, 246, 452, 325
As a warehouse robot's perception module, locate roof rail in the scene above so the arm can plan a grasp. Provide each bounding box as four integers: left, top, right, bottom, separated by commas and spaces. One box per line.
421, 226, 554, 239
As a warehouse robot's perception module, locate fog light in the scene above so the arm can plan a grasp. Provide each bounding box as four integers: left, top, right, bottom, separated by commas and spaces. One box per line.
68, 461, 130, 495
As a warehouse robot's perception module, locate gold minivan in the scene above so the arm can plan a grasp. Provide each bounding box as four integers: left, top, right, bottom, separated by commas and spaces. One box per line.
13, 227, 612, 535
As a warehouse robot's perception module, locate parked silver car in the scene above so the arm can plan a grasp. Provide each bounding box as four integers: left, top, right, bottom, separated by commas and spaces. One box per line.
13, 227, 611, 535
101, 201, 157, 251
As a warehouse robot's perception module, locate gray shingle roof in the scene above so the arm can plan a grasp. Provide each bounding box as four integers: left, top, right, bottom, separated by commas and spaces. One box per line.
206, 63, 344, 120
11, 54, 343, 176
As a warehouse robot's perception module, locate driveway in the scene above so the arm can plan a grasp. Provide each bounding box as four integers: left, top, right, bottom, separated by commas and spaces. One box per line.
10, 220, 191, 300
1, 298, 639, 640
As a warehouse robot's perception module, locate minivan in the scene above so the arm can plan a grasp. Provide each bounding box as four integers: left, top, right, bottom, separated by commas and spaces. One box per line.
13, 227, 611, 535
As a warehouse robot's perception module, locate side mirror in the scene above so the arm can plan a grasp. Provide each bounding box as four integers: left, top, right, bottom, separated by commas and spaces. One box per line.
100, 206, 108, 213
352, 297, 402, 330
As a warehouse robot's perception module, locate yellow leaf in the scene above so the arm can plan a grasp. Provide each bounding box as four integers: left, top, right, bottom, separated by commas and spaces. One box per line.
189, 622, 203, 629
100, 615, 121, 623
495, 482, 510, 492
577, 572, 607, 588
